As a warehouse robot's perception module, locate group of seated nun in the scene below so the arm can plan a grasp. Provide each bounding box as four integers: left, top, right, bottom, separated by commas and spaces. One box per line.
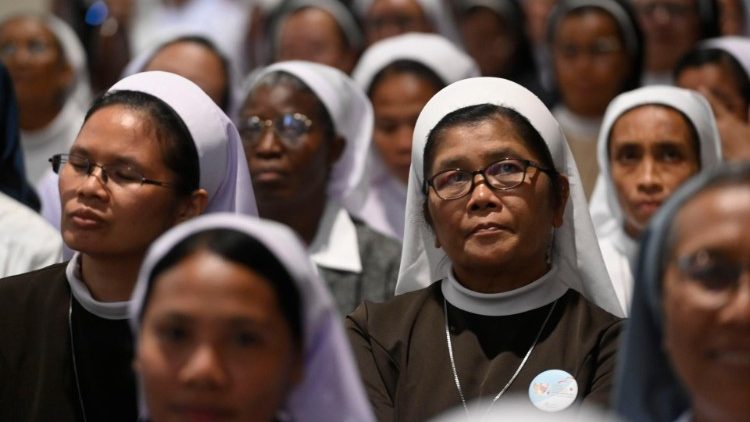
0, 0, 749, 420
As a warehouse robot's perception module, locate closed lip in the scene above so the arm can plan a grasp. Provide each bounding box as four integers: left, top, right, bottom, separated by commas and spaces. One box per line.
634, 199, 663, 211
252, 166, 288, 180
708, 348, 750, 367
171, 403, 235, 421
68, 208, 106, 227
466, 222, 511, 237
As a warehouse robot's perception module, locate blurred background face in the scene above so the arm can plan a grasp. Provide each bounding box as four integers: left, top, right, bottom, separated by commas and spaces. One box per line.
364, 0, 432, 45
0, 16, 72, 111
553, 9, 632, 117
608, 105, 700, 238
136, 250, 302, 422
276, 8, 356, 74
371, 71, 439, 183
59, 105, 186, 258
717, 0, 745, 35
676, 60, 749, 122
522, 0, 558, 48
634, 0, 702, 73
459, 7, 519, 77
144, 41, 228, 110
663, 184, 750, 420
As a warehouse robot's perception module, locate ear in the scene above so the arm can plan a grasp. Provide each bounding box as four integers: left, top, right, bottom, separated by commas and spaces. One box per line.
552, 176, 569, 228
174, 188, 209, 225
327, 134, 346, 168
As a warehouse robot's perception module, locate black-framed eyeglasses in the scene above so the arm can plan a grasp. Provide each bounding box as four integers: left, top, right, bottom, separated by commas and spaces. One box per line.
675, 249, 749, 292
238, 113, 313, 149
424, 158, 555, 200
49, 154, 179, 190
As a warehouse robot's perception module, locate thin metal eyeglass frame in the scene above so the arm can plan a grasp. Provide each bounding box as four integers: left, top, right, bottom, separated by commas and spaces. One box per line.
424, 158, 555, 200
239, 113, 313, 149
49, 154, 179, 190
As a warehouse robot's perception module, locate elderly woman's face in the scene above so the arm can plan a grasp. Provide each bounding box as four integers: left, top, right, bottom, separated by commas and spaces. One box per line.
0, 16, 72, 106
553, 9, 632, 117
426, 116, 565, 287
136, 250, 302, 422
663, 184, 750, 419
365, 0, 432, 45
609, 105, 700, 238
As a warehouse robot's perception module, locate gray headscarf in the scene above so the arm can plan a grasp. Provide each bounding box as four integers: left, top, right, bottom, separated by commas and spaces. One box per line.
614, 163, 750, 422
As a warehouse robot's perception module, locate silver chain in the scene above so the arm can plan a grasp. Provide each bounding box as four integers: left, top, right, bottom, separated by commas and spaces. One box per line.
443, 298, 558, 420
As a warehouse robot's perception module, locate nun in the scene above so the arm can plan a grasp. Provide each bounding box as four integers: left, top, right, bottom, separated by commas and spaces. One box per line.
0, 14, 91, 186
130, 213, 374, 421
675, 36, 750, 161
0, 71, 256, 421
547, 0, 643, 197
352, 32, 479, 240
589, 86, 723, 313
239, 61, 401, 315
615, 163, 750, 422
271, 0, 363, 74
346, 77, 624, 422
354, 0, 462, 46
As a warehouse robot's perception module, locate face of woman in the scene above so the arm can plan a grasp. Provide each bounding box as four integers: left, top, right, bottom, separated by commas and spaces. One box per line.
240, 82, 342, 211
459, 8, 518, 78
634, 0, 701, 73
371, 71, 438, 184
676, 62, 749, 122
365, 0, 432, 46
553, 9, 632, 117
277, 8, 356, 74
145, 42, 227, 110
136, 250, 302, 422
0, 17, 72, 107
59, 105, 191, 258
609, 105, 700, 238
426, 117, 566, 290
663, 184, 750, 420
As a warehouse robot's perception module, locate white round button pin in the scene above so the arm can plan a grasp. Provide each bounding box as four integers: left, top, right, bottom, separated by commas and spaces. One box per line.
528, 369, 578, 412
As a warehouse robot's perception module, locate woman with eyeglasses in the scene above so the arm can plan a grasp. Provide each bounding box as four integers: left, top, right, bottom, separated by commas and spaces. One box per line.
615, 163, 750, 422
346, 77, 624, 421
547, 0, 643, 197
238, 61, 401, 315
0, 71, 256, 421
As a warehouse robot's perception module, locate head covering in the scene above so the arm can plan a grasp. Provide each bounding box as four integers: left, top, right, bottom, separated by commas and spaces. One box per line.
701, 35, 750, 77
354, 0, 462, 44
247, 61, 373, 213
352, 32, 480, 91
396, 76, 624, 317
589, 86, 723, 235
546, 0, 644, 94
273, 0, 364, 50
42, 14, 92, 109
0, 62, 39, 211
129, 213, 375, 421
121, 34, 241, 115
110, 71, 258, 215
614, 163, 750, 422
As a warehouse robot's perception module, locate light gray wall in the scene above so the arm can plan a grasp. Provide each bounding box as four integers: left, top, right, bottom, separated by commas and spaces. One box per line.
0, 0, 49, 19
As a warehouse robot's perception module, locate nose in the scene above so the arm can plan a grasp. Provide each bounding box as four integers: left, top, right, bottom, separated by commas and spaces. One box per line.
719, 272, 750, 328
635, 158, 662, 194
180, 344, 229, 390
253, 125, 283, 158
76, 164, 109, 200
467, 173, 500, 211
395, 125, 413, 154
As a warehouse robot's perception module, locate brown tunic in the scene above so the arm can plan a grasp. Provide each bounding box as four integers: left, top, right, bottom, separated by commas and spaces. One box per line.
346, 283, 622, 422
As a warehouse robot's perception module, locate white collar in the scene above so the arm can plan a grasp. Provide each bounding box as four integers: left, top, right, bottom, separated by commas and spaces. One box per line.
66, 253, 131, 320
441, 265, 568, 316
612, 227, 639, 262
20, 100, 83, 150
309, 201, 362, 274
552, 105, 602, 140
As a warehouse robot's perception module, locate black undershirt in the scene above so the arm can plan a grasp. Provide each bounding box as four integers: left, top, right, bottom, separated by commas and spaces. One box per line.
69, 297, 138, 422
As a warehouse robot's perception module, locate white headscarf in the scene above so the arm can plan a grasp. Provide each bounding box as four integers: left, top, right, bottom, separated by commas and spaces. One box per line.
110, 71, 258, 215
354, 0, 462, 44
247, 61, 373, 214
396, 77, 624, 317
701, 35, 750, 77
352, 32, 479, 91
43, 14, 92, 109
129, 213, 375, 421
274, 0, 364, 50
589, 86, 723, 236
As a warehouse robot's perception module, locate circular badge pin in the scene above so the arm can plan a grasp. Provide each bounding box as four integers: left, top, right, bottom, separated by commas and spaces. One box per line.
528, 369, 578, 412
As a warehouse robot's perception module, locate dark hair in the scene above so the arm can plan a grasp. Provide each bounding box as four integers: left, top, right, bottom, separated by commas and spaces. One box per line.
607, 104, 702, 168
367, 59, 446, 97
674, 47, 750, 106
146, 35, 232, 112
422, 103, 564, 221
144, 228, 303, 347
85, 90, 200, 194
247, 70, 337, 141
547, 0, 645, 96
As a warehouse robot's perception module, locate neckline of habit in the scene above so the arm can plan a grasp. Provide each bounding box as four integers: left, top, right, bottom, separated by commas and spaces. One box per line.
441, 265, 568, 316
